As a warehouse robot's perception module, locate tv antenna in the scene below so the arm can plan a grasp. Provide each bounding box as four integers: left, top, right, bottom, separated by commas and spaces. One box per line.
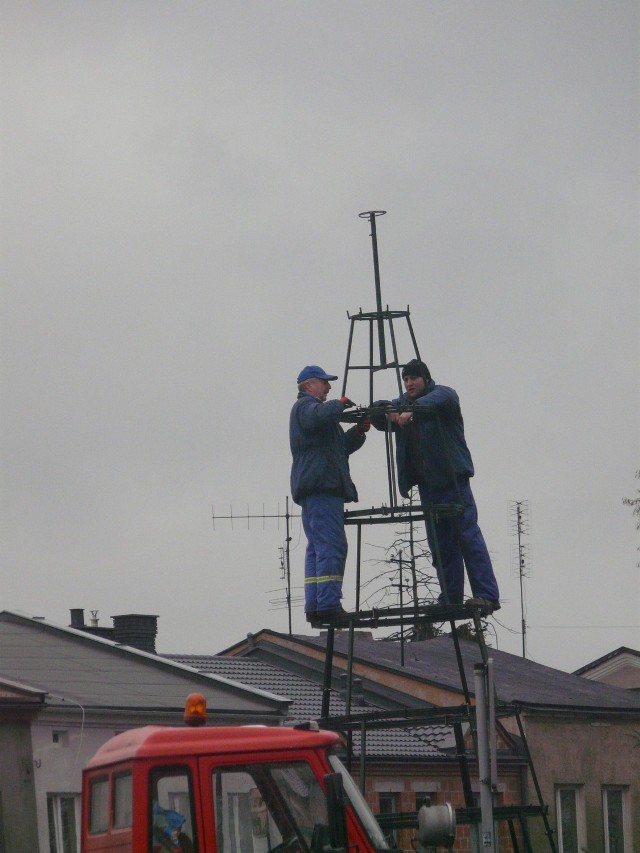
212, 497, 300, 634
510, 500, 532, 657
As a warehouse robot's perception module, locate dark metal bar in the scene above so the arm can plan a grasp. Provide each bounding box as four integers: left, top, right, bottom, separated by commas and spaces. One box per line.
321, 626, 335, 719
355, 523, 362, 611
454, 721, 475, 807
346, 621, 355, 717
515, 710, 558, 853
312, 600, 498, 630
359, 721, 366, 792
387, 308, 404, 395
341, 316, 356, 398
369, 317, 375, 403
507, 819, 521, 853
285, 495, 292, 635
359, 210, 387, 365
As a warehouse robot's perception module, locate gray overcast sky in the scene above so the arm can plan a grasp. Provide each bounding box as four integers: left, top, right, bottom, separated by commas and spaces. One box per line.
2, 1, 638, 671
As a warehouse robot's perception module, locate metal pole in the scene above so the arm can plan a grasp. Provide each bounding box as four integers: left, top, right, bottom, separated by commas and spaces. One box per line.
398, 549, 405, 667
321, 627, 335, 719
474, 663, 495, 852
355, 523, 362, 611
359, 210, 387, 366
285, 496, 292, 636
488, 658, 498, 790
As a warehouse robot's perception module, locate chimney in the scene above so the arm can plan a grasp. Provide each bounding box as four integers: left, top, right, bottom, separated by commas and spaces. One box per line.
112, 614, 158, 654
69, 609, 85, 629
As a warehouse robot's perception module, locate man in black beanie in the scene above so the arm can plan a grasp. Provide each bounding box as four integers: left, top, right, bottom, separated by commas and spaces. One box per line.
371, 359, 500, 610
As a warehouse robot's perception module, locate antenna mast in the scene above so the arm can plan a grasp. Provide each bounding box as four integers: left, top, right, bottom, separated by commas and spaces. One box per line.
510, 500, 532, 657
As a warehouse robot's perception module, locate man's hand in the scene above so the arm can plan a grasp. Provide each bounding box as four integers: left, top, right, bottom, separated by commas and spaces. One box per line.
340, 396, 355, 408
355, 417, 371, 435
395, 412, 413, 428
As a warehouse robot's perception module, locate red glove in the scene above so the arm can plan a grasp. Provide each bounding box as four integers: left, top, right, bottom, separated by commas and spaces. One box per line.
340, 396, 355, 408
356, 417, 371, 435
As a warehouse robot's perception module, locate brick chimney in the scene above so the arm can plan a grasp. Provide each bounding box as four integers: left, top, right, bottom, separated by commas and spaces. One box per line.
69, 608, 85, 629
112, 614, 158, 654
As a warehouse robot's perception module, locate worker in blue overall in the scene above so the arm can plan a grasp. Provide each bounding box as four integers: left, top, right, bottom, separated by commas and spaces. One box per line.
371, 359, 500, 610
290, 365, 369, 624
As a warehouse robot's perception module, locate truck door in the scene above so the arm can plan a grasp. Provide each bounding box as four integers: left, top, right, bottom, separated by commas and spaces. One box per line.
198, 758, 331, 853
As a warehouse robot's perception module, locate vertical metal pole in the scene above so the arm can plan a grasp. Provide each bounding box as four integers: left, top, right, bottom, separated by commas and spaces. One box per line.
488, 659, 498, 790
474, 663, 495, 852
399, 549, 405, 667
359, 721, 367, 793
369, 317, 375, 404
359, 210, 387, 366
355, 523, 362, 611
346, 622, 355, 716
285, 496, 292, 636
454, 722, 475, 807
321, 627, 335, 719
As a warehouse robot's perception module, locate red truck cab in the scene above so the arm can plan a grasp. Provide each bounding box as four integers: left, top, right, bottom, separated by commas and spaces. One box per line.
81, 716, 391, 853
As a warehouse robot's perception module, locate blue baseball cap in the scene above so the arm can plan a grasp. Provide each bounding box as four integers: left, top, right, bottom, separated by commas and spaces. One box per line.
297, 365, 338, 383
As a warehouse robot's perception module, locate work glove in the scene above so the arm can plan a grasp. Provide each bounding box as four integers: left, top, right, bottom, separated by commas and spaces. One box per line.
339, 396, 355, 408
355, 417, 371, 435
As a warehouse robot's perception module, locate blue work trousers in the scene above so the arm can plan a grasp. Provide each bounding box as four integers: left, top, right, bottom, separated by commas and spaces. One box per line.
418, 479, 499, 605
300, 494, 347, 614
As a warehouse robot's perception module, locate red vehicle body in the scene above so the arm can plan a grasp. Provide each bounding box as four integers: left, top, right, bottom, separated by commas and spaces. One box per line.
81, 720, 392, 853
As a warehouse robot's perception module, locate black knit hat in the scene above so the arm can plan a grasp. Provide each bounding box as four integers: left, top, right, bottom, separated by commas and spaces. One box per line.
402, 359, 431, 382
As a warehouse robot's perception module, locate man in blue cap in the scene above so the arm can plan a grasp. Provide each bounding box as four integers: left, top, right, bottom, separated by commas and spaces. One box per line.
290, 365, 370, 624
371, 359, 500, 611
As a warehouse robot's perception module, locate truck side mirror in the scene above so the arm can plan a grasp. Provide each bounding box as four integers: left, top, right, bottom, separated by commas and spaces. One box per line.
417, 803, 456, 849
324, 773, 348, 850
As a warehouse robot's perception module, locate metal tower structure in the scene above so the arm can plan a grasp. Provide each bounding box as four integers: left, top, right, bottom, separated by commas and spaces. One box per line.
313, 213, 556, 853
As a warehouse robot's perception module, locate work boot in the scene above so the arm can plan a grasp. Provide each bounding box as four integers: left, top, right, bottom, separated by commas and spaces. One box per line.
313, 607, 350, 626
467, 597, 501, 613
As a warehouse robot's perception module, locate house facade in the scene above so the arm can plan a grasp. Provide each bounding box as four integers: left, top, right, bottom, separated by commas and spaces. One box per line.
0, 610, 290, 853
219, 628, 640, 853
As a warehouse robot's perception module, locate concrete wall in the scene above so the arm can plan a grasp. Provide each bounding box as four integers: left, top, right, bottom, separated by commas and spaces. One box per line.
522, 713, 639, 852
0, 721, 39, 852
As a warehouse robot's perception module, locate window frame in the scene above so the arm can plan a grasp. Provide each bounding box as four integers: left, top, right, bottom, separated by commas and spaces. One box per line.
47, 792, 81, 853
602, 785, 629, 853
555, 785, 585, 853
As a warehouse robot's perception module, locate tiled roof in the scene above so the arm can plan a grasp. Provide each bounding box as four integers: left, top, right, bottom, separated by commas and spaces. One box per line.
166, 654, 456, 759
290, 633, 640, 710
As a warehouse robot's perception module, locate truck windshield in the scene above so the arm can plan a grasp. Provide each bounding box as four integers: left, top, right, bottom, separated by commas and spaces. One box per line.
327, 754, 390, 851
212, 761, 328, 853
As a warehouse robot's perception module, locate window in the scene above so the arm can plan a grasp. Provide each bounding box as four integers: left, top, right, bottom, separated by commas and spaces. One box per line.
88, 777, 109, 834
603, 787, 628, 853
378, 792, 399, 846
327, 755, 389, 852
47, 794, 80, 853
212, 762, 328, 853
556, 786, 585, 853
113, 772, 133, 829
150, 766, 198, 853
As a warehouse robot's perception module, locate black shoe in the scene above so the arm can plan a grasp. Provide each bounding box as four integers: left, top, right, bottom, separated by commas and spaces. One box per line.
313, 607, 351, 625
467, 597, 501, 612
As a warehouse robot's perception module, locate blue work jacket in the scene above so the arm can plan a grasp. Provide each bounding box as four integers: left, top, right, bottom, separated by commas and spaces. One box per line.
373, 379, 474, 497
289, 393, 365, 505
